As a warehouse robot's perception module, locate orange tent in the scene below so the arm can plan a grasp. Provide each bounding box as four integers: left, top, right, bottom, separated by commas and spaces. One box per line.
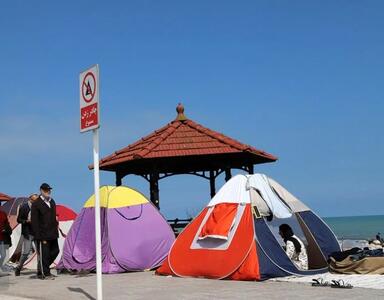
157, 174, 341, 280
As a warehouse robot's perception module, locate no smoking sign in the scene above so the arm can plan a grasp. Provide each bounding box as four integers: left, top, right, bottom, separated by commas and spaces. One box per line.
82, 72, 97, 103
80, 65, 100, 132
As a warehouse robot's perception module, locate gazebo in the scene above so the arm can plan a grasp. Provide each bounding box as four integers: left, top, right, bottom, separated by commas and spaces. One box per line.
96, 104, 277, 209
0, 192, 12, 205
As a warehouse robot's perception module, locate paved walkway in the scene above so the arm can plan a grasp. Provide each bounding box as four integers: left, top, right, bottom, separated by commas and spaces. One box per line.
0, 270, 382, 300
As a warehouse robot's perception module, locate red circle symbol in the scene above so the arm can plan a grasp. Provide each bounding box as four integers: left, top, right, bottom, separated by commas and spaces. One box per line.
81, 72, 96, 103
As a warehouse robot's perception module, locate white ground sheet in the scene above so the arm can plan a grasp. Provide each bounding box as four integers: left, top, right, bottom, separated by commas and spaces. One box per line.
270, 272, 384, 290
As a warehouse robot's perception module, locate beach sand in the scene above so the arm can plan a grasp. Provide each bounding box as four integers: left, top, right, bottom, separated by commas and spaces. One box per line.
0, 270, 382, 300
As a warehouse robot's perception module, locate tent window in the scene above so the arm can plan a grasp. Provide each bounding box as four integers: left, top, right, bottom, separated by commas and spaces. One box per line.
114, 205, 143, 221
198, 203, 238, 240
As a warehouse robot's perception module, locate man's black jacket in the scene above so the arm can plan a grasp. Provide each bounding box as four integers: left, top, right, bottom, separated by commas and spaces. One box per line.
17, 202, 34, 238
31, 196, 59, 241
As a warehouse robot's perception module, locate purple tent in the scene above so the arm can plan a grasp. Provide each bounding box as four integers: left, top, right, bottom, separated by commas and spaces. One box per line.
57, 186, 175, 273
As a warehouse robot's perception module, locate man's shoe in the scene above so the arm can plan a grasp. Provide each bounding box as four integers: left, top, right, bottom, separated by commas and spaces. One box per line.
15, 268, 21, 276
44, 274, 55, 280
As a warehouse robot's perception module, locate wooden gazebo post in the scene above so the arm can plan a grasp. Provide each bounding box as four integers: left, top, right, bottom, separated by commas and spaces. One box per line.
225, 168, 232, 182
116, 171, 123, 186
209, 170, 216, 198
150, 172, 160, 209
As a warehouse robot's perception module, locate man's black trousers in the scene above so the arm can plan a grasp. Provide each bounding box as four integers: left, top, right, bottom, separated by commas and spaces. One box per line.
35, 239, 59, 276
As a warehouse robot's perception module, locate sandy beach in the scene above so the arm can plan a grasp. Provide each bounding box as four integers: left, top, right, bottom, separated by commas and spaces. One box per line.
0, 270, 383, 300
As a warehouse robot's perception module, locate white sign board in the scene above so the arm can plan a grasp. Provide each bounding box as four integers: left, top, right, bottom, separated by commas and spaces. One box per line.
80, 65, 100, 132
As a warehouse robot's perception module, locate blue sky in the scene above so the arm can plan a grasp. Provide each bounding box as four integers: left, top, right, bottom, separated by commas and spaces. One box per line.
0, 1, 383, 218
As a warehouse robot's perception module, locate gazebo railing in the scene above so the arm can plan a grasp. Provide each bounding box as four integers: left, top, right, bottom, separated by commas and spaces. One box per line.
167, 218, 193, 236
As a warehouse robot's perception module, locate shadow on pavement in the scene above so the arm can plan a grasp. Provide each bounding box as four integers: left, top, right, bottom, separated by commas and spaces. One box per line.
67, 287, 96, 300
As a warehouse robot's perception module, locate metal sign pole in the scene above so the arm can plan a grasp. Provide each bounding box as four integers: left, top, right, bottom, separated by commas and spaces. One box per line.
93, 128, 103, 300
80, 64, 102, 299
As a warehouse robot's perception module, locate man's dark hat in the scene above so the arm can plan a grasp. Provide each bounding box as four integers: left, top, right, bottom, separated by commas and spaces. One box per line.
40, 183, 52, 190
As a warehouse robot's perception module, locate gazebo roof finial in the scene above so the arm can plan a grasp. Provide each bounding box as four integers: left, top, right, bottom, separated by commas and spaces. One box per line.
176, 103, 187, 121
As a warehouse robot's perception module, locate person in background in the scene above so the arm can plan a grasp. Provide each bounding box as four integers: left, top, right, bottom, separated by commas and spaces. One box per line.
0, 208, 12, 272
279, 223, 308, 270
376, 232, 383, 244
14, 194, 39, 276
31, 183, 59, 280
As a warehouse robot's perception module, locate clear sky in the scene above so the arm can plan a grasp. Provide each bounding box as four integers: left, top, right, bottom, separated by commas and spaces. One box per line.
0, 1, 383, 218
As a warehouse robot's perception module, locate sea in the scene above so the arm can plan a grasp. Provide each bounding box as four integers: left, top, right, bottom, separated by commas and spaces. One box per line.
323, 214, 384, 241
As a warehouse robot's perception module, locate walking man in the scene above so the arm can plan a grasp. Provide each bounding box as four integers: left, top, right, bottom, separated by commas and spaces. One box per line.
15, 194, 39, 276
31, 183, 59, 279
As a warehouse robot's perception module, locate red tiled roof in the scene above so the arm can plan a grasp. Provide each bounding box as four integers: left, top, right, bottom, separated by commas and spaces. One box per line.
0, 193, 12, 202
98, 104, 277, 169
